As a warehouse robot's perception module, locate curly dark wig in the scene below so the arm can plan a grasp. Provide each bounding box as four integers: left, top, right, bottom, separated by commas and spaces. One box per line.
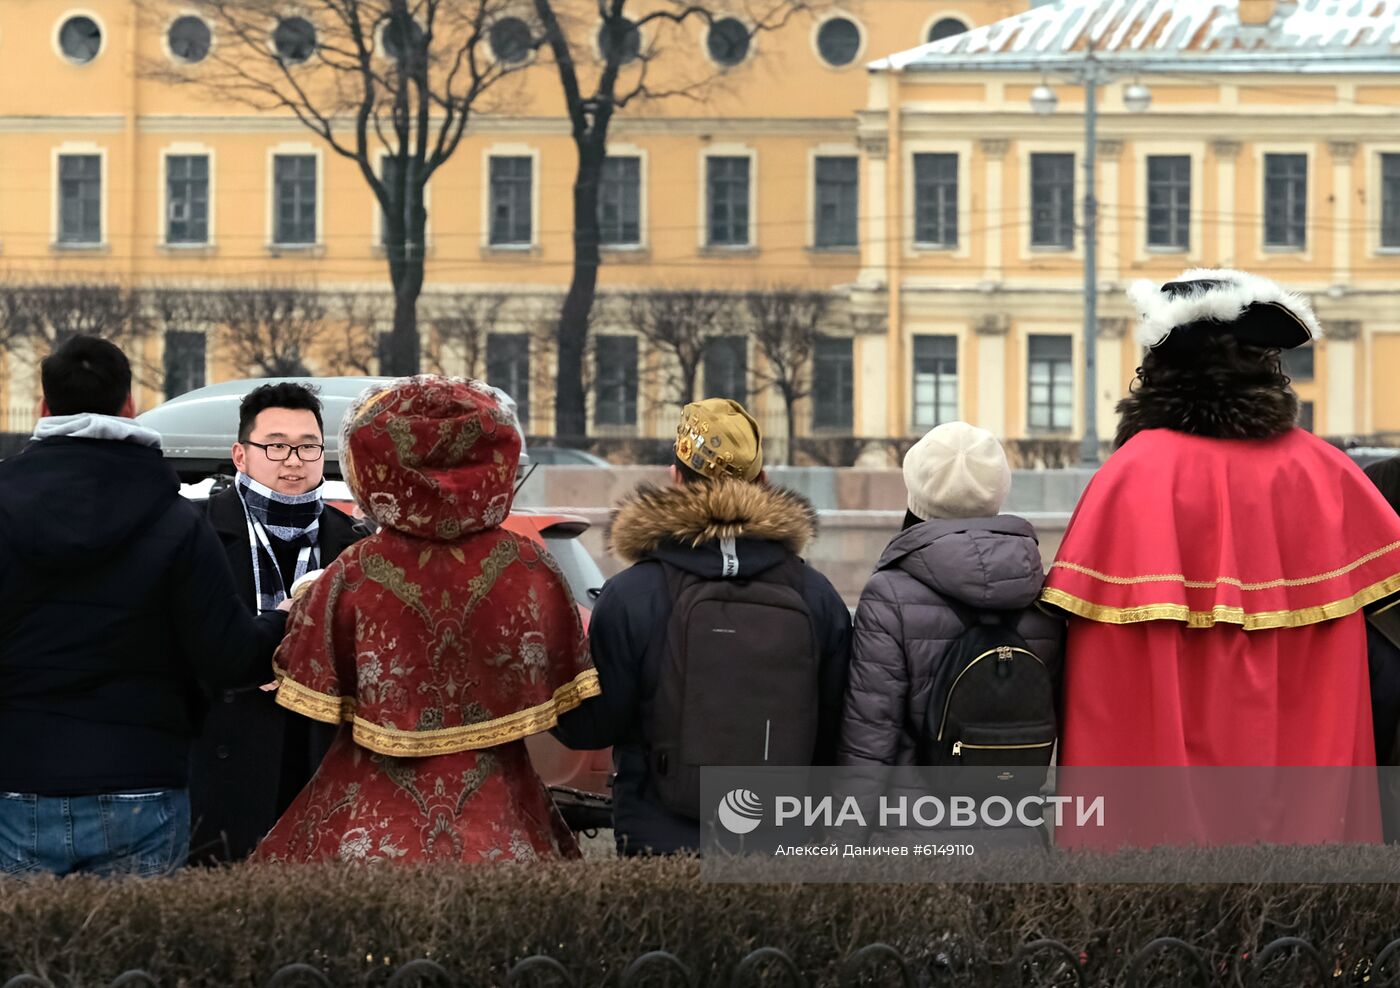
1113, 329, 1300, 449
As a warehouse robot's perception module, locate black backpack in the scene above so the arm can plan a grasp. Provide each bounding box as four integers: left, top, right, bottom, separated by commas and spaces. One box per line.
920, 611, 1056, 777
646, 555, 818, 820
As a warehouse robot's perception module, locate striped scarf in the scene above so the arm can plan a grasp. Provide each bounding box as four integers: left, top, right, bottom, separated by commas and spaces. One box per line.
235, 473, 323, 613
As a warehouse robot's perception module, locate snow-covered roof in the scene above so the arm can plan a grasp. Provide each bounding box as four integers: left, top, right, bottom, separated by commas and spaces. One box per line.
876, 0, 1400, 73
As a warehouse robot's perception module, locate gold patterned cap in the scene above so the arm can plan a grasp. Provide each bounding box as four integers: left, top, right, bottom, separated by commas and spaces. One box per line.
675, 398, 763, 482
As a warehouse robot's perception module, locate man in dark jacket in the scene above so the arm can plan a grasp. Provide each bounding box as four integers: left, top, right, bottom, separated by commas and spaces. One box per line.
553, 397, 851, 855
0, 336, 287, 877
188, 382, 362, 863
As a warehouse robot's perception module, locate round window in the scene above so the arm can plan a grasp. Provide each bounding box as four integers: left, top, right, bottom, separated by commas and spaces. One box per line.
273, 16, 317, 64
926, 17, 969, 43
59, 15, 103, 64
707, 18, 750, 67
490, 16, 532, 63
381, 15, 424, 61
168, 15, 212, 63
816, 17, 860, 67
597, 18, 641, 65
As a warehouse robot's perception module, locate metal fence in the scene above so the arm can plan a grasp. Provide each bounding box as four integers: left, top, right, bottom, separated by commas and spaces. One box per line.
5, 936, 1399, 988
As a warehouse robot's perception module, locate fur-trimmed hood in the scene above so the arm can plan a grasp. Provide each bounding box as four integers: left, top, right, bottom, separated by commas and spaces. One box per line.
608, 479, 817, 566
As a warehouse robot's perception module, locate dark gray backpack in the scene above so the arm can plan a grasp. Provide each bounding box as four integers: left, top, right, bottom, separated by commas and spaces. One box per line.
647, 555, 818, 820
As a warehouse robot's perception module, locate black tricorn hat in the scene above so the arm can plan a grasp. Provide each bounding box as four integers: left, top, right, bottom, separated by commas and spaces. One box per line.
1127, 268, 1321, 351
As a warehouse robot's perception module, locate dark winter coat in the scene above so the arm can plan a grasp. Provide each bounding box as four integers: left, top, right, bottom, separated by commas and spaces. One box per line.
838, 516, 1064, 767
0, 436, 286, 796
552, 479, 852, 856
187, 485, 363, 863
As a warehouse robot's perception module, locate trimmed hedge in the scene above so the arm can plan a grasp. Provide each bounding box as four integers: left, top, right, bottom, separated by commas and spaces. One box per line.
4, 854, 1400, 986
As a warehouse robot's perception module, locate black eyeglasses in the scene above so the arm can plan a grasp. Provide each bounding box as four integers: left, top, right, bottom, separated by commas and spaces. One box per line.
245, 441, 325, 462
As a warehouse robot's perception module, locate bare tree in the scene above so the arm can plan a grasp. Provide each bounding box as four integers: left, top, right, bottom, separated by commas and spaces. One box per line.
142, 0, 524, 376
747, 287, 830, 465
210, 282, 329, 378
625, 289, 737, 408
10, 281, 148, 359
532, 0, 813, 442
425, 291, 509, 377
323, 290, 387, 376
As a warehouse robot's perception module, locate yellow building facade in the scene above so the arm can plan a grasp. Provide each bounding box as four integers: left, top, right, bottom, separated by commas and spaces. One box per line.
856, 0, 1400, 455
0, 0, 1025, 449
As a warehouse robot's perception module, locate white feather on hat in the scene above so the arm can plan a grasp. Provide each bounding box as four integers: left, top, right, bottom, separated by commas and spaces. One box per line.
1127, 268, 1323, 349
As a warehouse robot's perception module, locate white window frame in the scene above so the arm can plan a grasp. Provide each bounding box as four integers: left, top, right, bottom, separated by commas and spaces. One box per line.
481, 144, 541, 251
699, 145, 758, 251
807, 143, 860, 251
372, 151, 433, 255
53, 8, 107, 65
159, 143, 216, 249
51, 142, 108, 250
908, 329, 963, 429
266, 143, 324, 251
905, 139, 973, 258
1020, 328, 1080, 437
1018, 140, 1083, 261
1369, 145, 1400, 256
161, 9, 215, 65
1257, 143, 1314, 259
599, 143, 649, 251
1133, 143, 1204, 263
810, 12, 866, 71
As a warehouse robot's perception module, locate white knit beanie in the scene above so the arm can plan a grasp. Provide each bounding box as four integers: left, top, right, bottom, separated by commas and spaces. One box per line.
902, 421, 1011, 520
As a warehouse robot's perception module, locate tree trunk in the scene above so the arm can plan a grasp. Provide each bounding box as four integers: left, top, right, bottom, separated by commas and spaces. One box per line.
554, 145, 605, 444
384, 193, 426, 377
784, 387, 798, 467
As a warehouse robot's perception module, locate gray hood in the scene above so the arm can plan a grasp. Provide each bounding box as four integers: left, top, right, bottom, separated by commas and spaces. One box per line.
874, 516, 1045, 610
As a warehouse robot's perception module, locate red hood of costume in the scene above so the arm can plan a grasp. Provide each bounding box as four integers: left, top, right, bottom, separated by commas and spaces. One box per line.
1043, 428, 1400, 629
343, 377, 521, 542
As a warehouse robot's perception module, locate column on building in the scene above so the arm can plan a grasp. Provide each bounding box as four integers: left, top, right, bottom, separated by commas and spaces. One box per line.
852, 132, 892, 441
852, 313, 889, 441
1324, 319, 1361, 437
1096, 140, 1123, 284
1329, 141, 1356, 288
979, 138, 1008, 285
1096, 317, 1131, 441
974, 314, 1009, 437
1212, 140, 1241, 266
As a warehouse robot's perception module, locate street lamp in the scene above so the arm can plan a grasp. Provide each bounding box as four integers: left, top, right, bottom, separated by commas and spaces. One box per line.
1028, 54, 1150, 467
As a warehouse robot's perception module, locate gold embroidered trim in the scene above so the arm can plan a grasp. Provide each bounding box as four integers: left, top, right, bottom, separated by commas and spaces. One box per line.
1050, 541, 1400, 592
1040, 571, 1400, 630
274, 667, 602, 757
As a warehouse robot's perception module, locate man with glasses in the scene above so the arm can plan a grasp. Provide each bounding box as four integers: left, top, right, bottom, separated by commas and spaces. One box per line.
189, 382, 363, 863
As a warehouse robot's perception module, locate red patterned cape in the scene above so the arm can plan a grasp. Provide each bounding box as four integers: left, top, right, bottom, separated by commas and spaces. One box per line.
254, 378, 598, 863
1043, 428, 1400, 845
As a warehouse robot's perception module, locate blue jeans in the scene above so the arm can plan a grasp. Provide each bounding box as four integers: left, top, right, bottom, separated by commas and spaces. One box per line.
0, 789, 190, 877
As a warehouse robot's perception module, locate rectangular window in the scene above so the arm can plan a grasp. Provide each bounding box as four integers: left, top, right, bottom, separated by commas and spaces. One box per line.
166, 154, 209, 245
1382, 153, 1400, 249
913, 153, 959, 247
912, 335, 958, 428
707, 156, 751, 247
1030, 152, 1074, 248
599, 156, 642, 246
1264, 153, 1307, 249
1298, 400, 1315, 433
58, 154, 102, 245
273, 154, 317, 245
814, 155, 858, 248
1028, 335, 1074, 432
489, 155, 533, 246
1281, 346, 1315, 383
487, 332, 532, 427
594, 336, 638, 427
1146, 155, 1190, 250
163, 330, 205, 400
812, 336, 854, 430
380, 156, 421, 247
703, 335, 748, 405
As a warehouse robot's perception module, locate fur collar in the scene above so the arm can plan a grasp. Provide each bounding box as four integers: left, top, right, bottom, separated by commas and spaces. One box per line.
1128, 268, 1323, 348
1114, 377, 1298, 447
608, 480, 818, 563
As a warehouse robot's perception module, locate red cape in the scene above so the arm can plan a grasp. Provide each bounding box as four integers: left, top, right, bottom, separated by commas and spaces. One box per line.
1044, 429, 1400, 844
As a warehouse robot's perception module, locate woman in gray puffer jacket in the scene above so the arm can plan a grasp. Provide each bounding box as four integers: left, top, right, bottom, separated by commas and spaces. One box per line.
839, 422, 1065, 766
